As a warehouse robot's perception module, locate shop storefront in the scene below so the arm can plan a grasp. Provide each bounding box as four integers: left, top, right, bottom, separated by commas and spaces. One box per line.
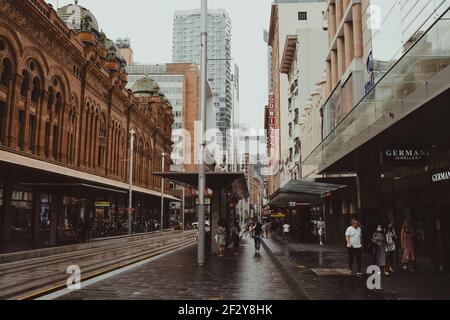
0, 160, 180, 252
267, 180, 346, 241
378, 164, 450, 270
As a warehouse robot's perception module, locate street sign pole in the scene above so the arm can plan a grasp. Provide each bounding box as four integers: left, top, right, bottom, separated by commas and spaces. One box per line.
198, 0, 208, 266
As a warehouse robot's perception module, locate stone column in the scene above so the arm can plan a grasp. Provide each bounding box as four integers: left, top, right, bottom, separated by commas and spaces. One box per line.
47, 99, 55, 159
326, 60, 332, 96
337, 36, 346, 78
331, 49, 338, 89
352, 3, 364, 58
6, 73, 23, 148
36, 90, 48, 157
22, 86, 32, 152
58, 103, 69, 162
87, 114, 96, 169
92, 117, 100, 169
77, 110, 86, 167
84, 112, 91, 167
106, 125, 112, 175
72, 116, 79, 166
344, 21, 354, 68
343, 0, 350, 12
335, 0, 343, 31
328, 4, 337, 46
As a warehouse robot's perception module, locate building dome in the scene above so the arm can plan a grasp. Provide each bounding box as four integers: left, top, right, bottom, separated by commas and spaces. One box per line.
131, 75, 163, 96
58, 1, 100, 33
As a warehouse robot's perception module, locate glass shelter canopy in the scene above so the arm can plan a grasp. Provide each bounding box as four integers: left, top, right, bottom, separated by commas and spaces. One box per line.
304, 4, 450, 172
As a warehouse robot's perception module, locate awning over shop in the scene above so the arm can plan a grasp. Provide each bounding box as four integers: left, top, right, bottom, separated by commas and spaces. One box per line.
154, 172, 249, 201
0, 150, 181, 202
268, 179, 346, 209
19, 183, 128, 195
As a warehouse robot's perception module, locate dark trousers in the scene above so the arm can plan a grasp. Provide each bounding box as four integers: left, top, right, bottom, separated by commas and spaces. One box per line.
386, 251, 395, 268
348, 247, 362, 273
254, 236, 261, 251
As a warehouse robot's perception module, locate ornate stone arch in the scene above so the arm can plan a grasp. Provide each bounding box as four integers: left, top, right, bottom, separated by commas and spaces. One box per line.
71, 94, 79, 112
22, 47, 50, 82
49, 65, 71, 102
0, 23, 23, 73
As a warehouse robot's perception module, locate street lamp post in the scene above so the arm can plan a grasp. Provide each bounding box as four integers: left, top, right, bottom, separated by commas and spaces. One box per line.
128, 129, 136, 235
161, 152, 166, 232
197, 0, 208, 266
182, 169, 186, 232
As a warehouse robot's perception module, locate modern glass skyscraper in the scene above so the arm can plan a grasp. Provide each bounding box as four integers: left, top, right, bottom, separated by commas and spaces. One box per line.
172, 9, 233, 151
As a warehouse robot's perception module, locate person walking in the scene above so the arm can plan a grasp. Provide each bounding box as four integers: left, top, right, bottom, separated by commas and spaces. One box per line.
372, 225, 387, 274
282, 222, 290, 242
216, 222, 227, 257
265, 221, 271, 238
253, 222, 263, 254
385, 224, 397, 275
401, 219, 416, 271
231, 221, 240, 249
318, 217, 326, 246
345, 219, 363, 276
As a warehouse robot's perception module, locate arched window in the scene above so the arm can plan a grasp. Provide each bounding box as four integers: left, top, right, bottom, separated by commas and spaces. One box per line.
67, 109, 77, 165
55, 92, 62, 115
31, 77, 41, 103
20, 70, 29, 97
47, 89, 54, 114
0, 58, 11, 87
139, 143, 144, 184
84, 108, 90, 166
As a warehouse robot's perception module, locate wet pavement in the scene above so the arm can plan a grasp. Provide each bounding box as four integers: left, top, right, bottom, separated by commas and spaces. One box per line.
54, 234, 450, 300
263, 235, 450, 300
57, 239, 300, 300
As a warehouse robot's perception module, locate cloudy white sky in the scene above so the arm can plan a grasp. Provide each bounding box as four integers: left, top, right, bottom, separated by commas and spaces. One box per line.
48, 0, 273, 130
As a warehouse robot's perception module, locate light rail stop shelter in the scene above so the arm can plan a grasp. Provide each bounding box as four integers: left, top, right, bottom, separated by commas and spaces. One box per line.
154, 172, 249, 254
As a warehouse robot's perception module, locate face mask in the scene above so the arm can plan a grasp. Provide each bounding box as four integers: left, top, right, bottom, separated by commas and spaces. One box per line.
377, 228, 382, 232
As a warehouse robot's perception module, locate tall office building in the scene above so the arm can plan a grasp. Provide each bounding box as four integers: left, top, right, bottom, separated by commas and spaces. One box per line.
172, 9, 233, 157
126, 63, 214, 173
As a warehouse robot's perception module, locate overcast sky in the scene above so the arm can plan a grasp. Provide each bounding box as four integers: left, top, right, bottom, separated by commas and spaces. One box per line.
48, 0, 273, 130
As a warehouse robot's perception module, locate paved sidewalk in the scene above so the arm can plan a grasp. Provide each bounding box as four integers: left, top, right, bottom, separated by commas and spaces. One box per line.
263, 235, 450, 300
58, 239, 301, 300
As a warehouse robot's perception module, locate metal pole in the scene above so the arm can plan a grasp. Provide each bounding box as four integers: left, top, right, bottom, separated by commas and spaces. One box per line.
198, 0, 208, 266
161, 152, 165, 232
182, 184, 186, 232
128, 129, 136, 235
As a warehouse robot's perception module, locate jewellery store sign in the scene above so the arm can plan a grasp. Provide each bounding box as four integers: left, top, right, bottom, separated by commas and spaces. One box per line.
432, 170, 450, 183
383, 147, 431, 166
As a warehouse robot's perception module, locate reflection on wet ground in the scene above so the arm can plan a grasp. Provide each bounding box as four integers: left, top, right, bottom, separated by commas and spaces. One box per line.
264, 236, 450, 300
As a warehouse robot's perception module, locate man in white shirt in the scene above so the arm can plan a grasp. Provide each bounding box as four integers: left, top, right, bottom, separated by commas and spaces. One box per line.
345, 219, 363, 275
318, 217, 326, 246
283, 223, 290, 241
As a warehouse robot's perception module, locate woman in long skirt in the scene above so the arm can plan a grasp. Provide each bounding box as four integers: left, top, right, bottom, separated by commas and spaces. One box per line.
401, 220, 416, 271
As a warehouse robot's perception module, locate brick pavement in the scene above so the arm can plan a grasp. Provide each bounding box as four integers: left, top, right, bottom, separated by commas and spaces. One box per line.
58, 239, 301, 300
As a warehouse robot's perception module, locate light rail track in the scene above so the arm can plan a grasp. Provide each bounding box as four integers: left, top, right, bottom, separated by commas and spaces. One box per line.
0, 230, 197, 300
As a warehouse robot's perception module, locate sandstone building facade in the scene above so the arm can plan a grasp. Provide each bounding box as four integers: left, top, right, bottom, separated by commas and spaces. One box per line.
0, 0, 176, 249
